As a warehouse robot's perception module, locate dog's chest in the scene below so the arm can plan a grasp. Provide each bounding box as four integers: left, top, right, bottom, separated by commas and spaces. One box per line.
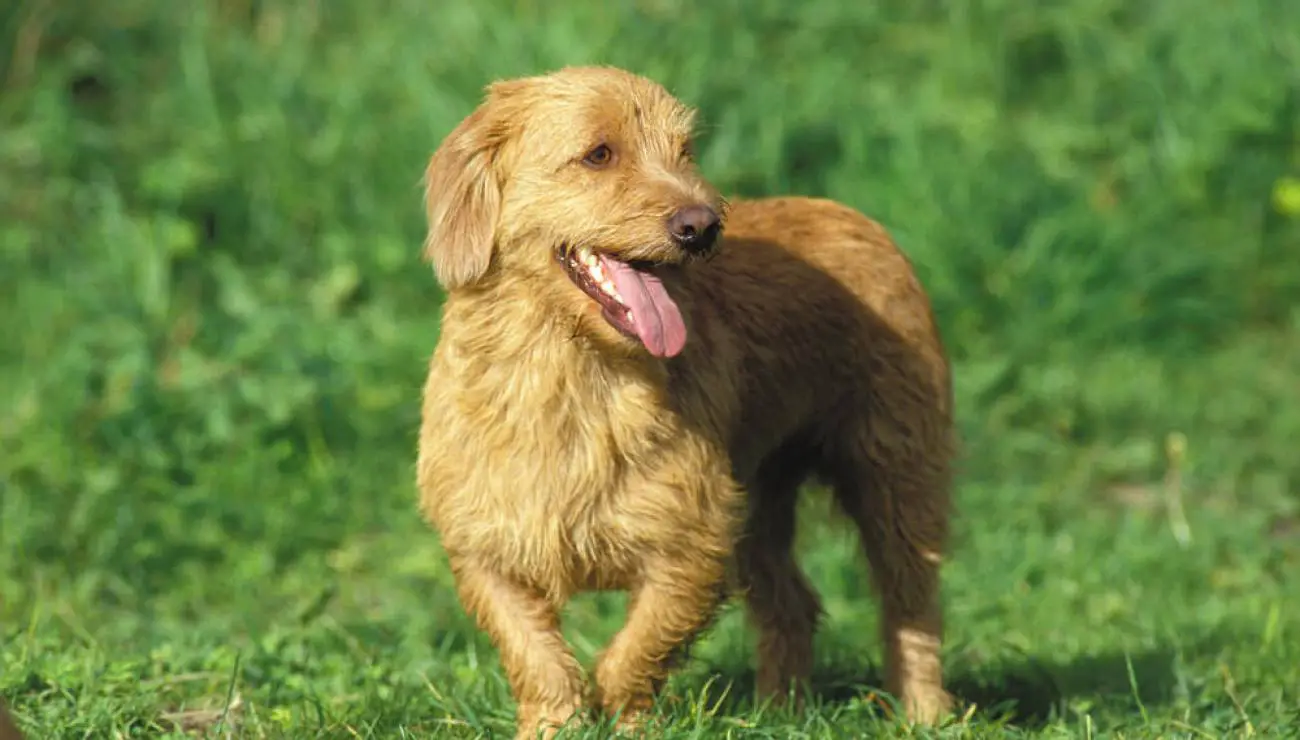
424, 364, 681, 594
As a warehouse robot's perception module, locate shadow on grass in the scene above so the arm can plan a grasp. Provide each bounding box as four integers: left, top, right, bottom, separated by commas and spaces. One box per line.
682, 639, 1194, 729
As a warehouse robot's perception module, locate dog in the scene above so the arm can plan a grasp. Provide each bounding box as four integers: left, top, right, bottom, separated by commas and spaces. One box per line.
415, 65, 955, 739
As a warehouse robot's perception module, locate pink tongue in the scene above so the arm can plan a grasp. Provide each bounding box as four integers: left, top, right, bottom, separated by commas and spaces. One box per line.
600, 256, 687, 358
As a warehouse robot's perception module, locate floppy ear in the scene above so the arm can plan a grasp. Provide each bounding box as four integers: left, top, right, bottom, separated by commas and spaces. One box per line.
422, 99, 509, 290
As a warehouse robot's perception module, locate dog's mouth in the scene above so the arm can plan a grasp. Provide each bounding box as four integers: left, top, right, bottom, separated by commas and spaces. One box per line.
557, 245, 687, 358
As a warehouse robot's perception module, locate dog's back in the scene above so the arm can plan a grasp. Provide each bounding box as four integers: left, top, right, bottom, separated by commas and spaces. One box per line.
668, 195, 952, 481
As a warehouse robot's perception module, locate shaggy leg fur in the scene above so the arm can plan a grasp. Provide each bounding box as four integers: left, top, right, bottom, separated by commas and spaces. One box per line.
452, 565, 585, 740
834, 464, 950, 723
832, 418, 952, 722
592, 557, 728, 727
737, 448, 824, 706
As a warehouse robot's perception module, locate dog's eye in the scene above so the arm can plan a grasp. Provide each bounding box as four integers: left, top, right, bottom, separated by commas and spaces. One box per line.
583, 144, 614, 168
680, 141, 695, 161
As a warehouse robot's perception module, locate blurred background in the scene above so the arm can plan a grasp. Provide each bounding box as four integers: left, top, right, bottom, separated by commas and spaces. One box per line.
1, 0, 1298, 736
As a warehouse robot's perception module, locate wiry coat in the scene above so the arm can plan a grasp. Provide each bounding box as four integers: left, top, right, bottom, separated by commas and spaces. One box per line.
416, 66, 955, 739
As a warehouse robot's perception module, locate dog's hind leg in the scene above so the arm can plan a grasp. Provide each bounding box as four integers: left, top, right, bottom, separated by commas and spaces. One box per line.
829, 379, 954, 724
736, 445, 824, 708
451, 564, 585, 740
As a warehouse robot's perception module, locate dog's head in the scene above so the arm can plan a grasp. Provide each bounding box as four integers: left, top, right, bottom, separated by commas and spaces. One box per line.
422, 66, 726, 359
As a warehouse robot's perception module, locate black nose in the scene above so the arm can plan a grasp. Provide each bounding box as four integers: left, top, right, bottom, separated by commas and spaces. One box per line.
667, 205, 722, 254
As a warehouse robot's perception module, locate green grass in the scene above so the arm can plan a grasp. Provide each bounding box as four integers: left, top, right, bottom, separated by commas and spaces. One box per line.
2, 0, 1299, 737
4, 474, 1299, 739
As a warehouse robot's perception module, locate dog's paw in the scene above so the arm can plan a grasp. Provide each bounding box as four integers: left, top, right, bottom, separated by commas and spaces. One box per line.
902, 687, 954, 725
514, 701, 585, 740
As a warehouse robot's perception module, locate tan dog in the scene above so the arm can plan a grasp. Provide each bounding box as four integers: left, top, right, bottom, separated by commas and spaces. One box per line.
416, 66, 954, 738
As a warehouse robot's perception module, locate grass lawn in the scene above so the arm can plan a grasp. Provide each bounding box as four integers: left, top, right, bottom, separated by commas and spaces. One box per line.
4, 477, 1299, 739
3, 0, 1299, 737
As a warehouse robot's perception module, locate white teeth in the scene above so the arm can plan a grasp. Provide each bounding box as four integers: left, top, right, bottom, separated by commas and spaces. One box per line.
568, 247, 625, 306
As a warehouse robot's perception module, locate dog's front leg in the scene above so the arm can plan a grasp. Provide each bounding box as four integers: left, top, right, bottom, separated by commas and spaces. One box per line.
451, 563, 585, 740
592, 553, 728, 729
